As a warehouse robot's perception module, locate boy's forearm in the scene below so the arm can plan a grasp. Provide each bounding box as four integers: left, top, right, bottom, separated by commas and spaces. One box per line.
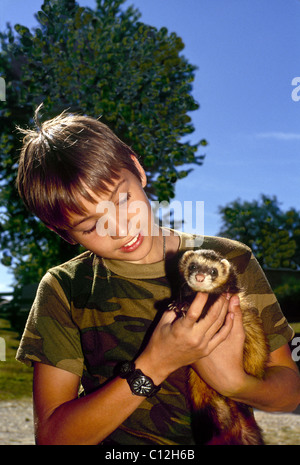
36, 356, 168, 446
229, 366, 300, 412
36, 376, 146, 445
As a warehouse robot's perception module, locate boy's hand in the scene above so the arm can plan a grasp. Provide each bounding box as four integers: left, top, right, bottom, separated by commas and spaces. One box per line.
136, 292, 234, 385
191, 295, 247, 397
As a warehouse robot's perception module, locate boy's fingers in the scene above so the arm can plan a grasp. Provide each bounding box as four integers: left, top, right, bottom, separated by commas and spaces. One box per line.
181, 293, 208, 328
229, 295, 242, 317
203, 294, 229, 339
209, 312, 234, 349
228, 295, 245, 339
159, 308, 178, 325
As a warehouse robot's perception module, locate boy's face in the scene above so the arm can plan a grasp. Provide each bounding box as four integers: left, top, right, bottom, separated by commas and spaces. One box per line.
67, 161, 161, 264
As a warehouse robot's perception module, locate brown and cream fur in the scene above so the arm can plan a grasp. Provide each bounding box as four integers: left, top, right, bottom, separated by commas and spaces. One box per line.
169, 249, 269, 445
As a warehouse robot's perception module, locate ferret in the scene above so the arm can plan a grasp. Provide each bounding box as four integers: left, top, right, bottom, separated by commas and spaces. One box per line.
168, 249, 269, 445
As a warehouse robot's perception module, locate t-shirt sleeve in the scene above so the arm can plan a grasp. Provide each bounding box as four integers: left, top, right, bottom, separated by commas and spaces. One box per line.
16, 271, 84, 377
238, 253, 294, 352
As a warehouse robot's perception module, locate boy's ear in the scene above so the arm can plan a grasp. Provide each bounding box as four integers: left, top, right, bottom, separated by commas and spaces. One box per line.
130, 155, 147, 188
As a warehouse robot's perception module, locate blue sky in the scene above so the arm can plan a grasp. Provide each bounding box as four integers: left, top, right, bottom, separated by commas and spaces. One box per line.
1, 0, 300, 292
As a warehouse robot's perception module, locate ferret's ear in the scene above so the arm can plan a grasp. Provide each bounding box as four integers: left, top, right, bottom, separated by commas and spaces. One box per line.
220, 258, 230, 268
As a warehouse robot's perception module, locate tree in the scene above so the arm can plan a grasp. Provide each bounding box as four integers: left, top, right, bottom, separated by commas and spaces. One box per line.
218, 195, 300, 270
0, 0, 206, 287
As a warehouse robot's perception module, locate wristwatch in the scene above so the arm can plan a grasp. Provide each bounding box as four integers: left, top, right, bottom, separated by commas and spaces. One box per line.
118, 361, 161, 398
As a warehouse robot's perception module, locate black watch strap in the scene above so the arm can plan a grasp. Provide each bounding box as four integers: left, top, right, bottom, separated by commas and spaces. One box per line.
118, 361, 161, 398
119, 361, 135, 379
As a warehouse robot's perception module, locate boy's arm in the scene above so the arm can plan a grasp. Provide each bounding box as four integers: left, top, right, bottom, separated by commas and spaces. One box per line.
33, 292, 234, 445
192, 297, 300, 412
33, 363, 149, 445
230, 343, 300, 412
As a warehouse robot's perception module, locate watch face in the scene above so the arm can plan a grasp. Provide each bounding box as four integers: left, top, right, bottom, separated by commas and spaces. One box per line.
132, 375, 153, 396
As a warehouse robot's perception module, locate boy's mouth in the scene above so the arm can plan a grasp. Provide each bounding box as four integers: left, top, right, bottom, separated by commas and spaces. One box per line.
120, 233, 143, 253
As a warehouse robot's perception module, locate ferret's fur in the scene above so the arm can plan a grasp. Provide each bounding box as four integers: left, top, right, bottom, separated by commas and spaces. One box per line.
169, 249, 269, 445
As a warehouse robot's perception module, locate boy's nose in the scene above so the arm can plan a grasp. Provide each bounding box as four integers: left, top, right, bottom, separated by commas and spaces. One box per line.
113, 222, 129, 239
113, 205, 144, 239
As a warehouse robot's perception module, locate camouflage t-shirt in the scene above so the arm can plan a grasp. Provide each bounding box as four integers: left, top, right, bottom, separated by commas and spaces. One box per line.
16, 233, 294, 445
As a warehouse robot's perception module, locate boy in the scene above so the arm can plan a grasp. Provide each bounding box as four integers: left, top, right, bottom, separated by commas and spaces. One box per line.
16, 108, 300, 445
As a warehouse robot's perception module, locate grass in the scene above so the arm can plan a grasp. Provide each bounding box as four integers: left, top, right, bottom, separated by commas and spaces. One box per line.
0, 318, 33, 401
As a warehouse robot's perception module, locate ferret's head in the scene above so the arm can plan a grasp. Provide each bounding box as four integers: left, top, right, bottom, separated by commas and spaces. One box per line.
179, 249, 232, 293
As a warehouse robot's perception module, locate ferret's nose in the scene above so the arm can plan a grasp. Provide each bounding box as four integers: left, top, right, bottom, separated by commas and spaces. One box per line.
196, 273, 205, 282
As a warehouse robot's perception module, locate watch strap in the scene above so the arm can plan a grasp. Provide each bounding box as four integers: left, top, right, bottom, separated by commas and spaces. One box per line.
118, 360, 135, 379
118, 361, 161, 398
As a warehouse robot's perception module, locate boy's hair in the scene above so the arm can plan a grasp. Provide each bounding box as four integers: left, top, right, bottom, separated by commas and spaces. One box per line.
16, 106, 142, 243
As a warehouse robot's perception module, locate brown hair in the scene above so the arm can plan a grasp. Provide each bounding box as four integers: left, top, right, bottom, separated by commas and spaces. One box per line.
16, 106, 142, 243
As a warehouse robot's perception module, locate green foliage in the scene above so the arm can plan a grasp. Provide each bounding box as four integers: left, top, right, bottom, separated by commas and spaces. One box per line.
274, 276, 300, 300
218, 195, 300, 269
273, 276, 300, 322
0, 0, 204, 287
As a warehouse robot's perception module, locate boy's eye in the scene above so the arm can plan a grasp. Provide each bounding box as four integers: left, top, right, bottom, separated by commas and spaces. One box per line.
82, 224, 97, 235
81, 192, 131, 235
117, 192, 131, 206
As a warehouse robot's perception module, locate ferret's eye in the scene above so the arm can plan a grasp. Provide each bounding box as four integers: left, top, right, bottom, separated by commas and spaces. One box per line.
210, 268, 218, 277
188, 262, 198, 272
